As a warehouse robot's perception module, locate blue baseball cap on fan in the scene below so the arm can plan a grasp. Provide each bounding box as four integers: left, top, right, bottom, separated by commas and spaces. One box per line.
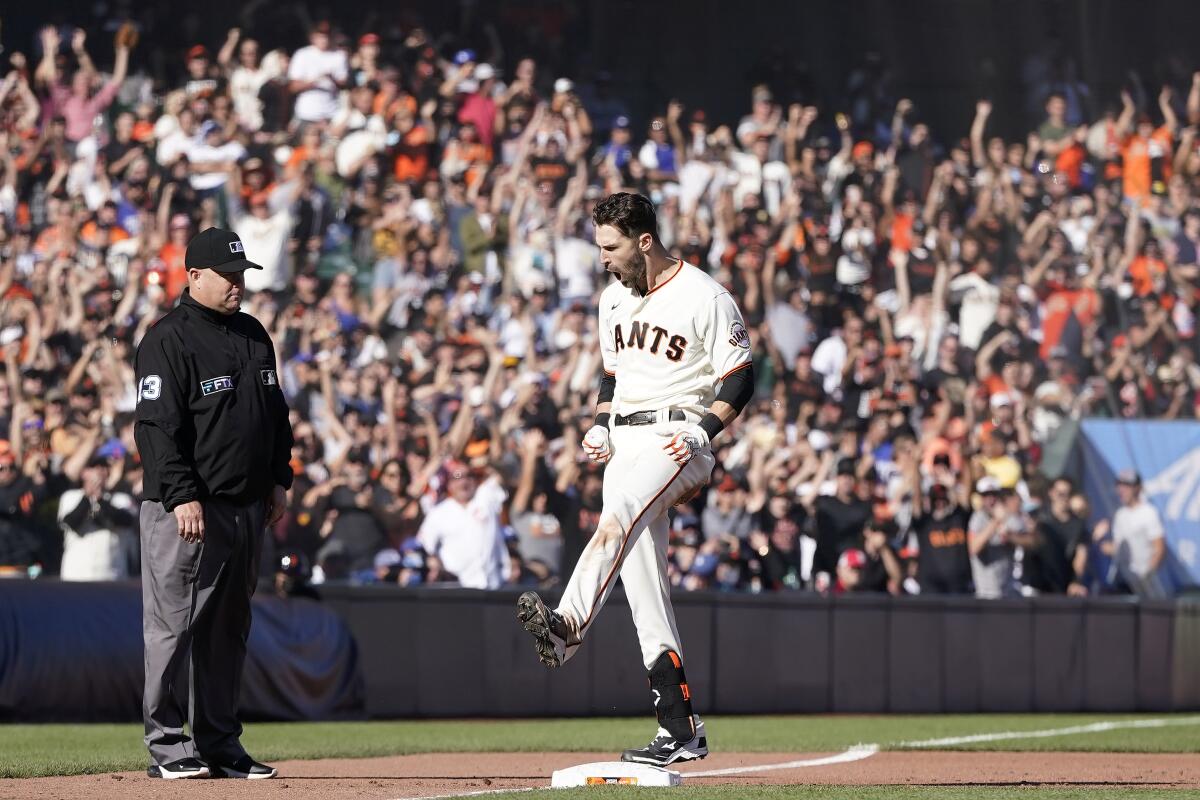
454, 48, 477, 65
691, 552, 719, 578
96, 438, 127, 460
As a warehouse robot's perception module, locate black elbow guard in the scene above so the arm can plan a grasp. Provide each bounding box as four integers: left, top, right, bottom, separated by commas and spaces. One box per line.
598, 371, 617, 404
715, 363, 755, 414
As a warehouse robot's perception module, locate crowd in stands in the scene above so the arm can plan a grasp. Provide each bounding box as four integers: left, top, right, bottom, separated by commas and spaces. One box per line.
0, 13, 1191, 599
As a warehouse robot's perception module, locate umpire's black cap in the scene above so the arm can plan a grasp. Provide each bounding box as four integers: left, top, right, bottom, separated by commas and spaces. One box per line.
184, 227, 263, 272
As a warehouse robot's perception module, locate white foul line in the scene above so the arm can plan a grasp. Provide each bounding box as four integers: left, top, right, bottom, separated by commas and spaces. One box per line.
897, 715, 1200, 748
684, 743, 880, 778
386, 715, 1200, 799
688, 715, 1200, 780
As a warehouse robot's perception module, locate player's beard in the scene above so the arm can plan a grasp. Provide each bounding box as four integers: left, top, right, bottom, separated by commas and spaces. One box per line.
615, 255, 647, 294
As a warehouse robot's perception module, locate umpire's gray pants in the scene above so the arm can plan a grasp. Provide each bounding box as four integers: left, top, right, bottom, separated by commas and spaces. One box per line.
140, 496, 265, 766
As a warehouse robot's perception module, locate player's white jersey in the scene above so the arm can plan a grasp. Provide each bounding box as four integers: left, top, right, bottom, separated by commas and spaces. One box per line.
599, 260, 752, 416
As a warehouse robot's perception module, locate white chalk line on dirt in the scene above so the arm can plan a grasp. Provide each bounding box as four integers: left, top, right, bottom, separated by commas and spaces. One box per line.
684, 743, 879, 778
386, 715, 1200, 799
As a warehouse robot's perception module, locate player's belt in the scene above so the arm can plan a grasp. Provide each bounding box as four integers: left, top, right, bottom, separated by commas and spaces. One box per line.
613, 409, 686, 426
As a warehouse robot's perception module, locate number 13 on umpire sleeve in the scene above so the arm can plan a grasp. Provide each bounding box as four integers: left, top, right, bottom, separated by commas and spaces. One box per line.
138, 375, 162, 402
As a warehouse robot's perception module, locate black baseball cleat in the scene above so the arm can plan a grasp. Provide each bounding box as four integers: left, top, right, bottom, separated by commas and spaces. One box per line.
516, 591, 572, 668
620, 718, 708, 766
209, 755, 278, 779
146, 757, 210, 779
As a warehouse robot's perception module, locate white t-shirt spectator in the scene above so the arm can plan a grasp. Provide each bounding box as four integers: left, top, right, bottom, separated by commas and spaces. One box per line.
948, 270, 1000, 350
418, 476, 510, 589
497, 311, 533, 360
187, 140, 246, 191
1112, 498, 1164, 583
1060, 214, 1095, 255
968, 508, 1021, 599
728, 151, 789, 213
288, 45, 348, 122
154, 120, 190, 166
230, 65, 272, 131
234, 209, 293, 292
333, 110, 387, 177
58, 488, 136, 581
0, 183, 17, 221
810, 334, 848, 396
553, 235, 598, 302
766, 301, 813, 368
409, 197, 437, 226
231, 180, 296, 292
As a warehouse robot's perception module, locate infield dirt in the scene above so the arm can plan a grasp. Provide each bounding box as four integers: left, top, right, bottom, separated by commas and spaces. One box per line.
3, 750, 1198, 799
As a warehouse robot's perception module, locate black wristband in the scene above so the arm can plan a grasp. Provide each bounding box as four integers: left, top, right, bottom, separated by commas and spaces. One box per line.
698, 412, 724, 441
595, 412, 611, 429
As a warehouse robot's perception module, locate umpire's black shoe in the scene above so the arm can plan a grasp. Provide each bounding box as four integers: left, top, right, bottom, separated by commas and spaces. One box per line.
620, 718, 708, 766
516, 591, 574, 668
210, 755, 278, 779
147, 757, 210, 779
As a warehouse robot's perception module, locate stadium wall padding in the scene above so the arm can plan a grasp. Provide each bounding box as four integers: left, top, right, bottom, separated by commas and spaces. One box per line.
0, 580, 364, 722
319, 588, 1200, 718
0, 582, 1197, 720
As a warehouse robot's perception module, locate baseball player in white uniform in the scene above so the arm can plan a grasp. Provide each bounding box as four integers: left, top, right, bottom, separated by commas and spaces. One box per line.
517, 192, 755, 766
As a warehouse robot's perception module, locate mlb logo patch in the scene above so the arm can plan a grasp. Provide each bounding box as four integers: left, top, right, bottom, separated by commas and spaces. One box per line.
229, 240, 245, 254
201, 376, 235, 396
261, 369, 277, 386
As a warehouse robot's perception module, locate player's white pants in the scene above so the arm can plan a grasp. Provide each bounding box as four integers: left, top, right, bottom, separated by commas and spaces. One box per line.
556, 418, 715, 670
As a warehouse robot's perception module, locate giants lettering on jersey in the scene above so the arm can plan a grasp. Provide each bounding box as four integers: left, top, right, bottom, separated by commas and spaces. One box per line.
613, 321, 688, 362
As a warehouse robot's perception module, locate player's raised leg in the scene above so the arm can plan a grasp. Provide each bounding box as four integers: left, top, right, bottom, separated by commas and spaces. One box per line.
560, 426, 710, 638
517, 424, 709, 667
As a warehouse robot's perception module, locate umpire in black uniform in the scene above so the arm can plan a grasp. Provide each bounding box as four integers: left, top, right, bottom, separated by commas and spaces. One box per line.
135, 227, 293, 780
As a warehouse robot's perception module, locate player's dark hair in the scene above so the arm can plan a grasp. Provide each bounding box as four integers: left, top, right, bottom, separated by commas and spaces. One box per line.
592, 192, 659, 242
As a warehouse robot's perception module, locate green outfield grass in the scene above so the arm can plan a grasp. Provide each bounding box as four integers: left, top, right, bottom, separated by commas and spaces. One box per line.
0, 714, 1198, 778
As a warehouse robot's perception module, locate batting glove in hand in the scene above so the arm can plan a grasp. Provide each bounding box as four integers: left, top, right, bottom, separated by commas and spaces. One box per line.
660, 424, 710, 467
581, 425, 613, 463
